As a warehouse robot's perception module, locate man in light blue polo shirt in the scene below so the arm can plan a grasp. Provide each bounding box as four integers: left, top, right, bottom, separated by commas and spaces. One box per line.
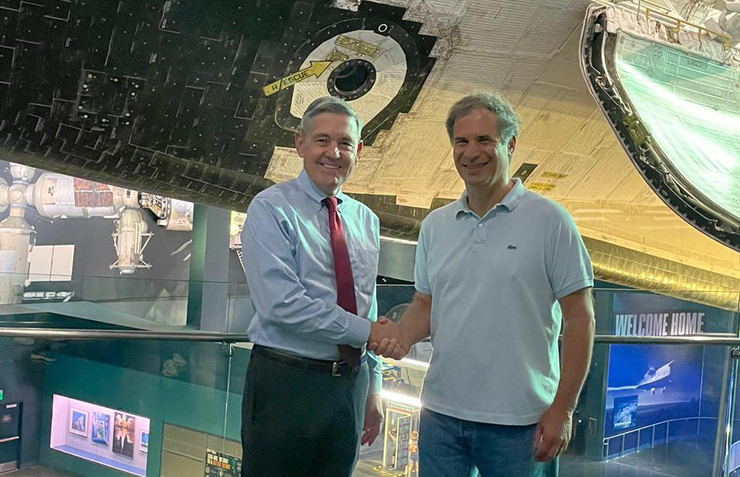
371, 92, 595, 476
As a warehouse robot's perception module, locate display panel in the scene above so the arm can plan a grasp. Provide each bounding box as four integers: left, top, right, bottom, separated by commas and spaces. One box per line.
0, 160, 196, 311
604, 292, 718, 443
50, 395, 150, 476
605, 344, 703, 438
612, 395, 638, 431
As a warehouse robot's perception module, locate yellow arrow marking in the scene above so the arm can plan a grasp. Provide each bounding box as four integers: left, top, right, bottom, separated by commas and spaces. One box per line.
263, 61, 333, 97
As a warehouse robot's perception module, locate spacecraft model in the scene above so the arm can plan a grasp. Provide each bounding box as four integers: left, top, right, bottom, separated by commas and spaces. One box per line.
0, 162, 194, 304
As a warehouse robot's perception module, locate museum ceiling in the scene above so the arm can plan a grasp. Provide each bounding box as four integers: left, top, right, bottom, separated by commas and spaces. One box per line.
1, 0, 739, 309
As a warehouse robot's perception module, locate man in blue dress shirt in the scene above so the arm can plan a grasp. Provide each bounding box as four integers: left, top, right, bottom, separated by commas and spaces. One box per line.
239, 96, 403, 477
372, 92, 595, 476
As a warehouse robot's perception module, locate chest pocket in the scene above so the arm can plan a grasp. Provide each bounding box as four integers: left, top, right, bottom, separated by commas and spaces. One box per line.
351, 242, 379, 283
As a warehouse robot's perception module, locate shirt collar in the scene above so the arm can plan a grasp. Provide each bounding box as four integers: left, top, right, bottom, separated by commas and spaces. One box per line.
297, 170, 346, 209
454, 178, 527, 218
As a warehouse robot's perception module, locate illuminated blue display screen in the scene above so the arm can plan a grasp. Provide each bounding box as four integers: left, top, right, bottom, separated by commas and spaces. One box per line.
605, 344, 703, 437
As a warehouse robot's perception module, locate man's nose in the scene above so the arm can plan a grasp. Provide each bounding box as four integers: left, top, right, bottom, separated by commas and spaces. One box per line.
463, 142, 481, 160
326, 143, 340, 158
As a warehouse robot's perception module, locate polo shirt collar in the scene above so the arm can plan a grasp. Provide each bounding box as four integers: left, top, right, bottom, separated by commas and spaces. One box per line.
501, 178, 527, 211
454, 178, 527, 218
297, 170, 346, 210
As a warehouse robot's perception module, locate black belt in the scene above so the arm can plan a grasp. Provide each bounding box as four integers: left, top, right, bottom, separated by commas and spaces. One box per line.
252, 345, 366, 377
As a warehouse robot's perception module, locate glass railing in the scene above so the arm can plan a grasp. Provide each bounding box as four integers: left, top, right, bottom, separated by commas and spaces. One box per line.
0, 284, 739, 477
0, 274, 254, 332
372, 343, 737, 477
0, 335, 246, 477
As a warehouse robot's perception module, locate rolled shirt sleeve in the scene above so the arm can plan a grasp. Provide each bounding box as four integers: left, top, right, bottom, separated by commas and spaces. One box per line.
365, 287, 382, 394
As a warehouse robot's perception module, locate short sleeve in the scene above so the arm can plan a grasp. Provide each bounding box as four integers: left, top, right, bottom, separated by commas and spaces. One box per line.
414, 220, 431, 295
547, 209, 594, 300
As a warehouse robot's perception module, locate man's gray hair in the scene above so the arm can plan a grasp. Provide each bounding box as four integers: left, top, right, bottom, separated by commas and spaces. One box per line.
299, 96, 363, 141
445, 92, 520, 143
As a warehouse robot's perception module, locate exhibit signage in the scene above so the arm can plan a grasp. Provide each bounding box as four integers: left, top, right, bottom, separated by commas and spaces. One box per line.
614, 311, 705, 336
602, 291, 734, 457
610, 291, 736, 337
205, 449, 241, 477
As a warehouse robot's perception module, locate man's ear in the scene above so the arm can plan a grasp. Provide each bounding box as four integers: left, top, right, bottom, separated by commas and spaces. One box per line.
356, 140, 364, 158
295, 132, 304, 157
507, 136, 517, 157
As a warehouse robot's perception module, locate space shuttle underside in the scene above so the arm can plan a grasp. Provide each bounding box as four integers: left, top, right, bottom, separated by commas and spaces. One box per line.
0, 0, 437, 226
581, 2, 740, 253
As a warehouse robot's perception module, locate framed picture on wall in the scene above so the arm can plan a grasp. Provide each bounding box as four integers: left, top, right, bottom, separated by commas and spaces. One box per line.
140, 429, 149, 453
112, 412, 136, 459
612, 395, 638, 430
91, 411, 111, 446
69, 407, 89, 437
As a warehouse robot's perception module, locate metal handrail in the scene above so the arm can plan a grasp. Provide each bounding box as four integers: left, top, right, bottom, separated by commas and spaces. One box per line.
0, 328, 738, 344
0, 328, 250, 342
603, 416, 716, 459
593, 334, 740, 345
643, 7, 733, 51
603, 415, 715, 446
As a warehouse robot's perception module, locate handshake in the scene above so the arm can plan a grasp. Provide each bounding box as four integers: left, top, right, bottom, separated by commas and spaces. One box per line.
367, 317, 412, 360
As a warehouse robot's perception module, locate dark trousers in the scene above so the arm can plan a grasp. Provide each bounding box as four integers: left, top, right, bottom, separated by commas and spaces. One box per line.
241, 349, 369, 477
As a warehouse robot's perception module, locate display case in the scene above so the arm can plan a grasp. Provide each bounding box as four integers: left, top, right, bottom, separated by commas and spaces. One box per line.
50, 395, 150, 476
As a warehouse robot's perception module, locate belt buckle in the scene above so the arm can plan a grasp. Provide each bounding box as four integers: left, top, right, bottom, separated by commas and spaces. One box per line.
332, 361, 349, 377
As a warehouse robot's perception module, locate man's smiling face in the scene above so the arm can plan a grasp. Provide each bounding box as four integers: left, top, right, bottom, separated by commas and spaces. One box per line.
295, 112, 362, 196
452, 108, 513, 189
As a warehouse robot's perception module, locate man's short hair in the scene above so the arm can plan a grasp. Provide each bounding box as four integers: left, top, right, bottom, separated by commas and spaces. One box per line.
445, 92, 520, 143
299, 96, 363, 141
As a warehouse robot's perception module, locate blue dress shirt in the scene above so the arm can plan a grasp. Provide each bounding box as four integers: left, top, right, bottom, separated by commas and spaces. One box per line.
241, 170, 382, 393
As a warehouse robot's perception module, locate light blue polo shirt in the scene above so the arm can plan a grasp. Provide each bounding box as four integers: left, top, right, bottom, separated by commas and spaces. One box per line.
415, 179, 593, 425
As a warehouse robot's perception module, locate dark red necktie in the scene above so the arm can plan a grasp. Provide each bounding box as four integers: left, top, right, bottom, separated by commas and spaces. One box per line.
323, 197, 362, 368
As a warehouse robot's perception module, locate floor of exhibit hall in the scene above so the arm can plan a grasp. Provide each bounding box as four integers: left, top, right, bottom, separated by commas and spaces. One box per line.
353, 439, 714, 477
558, 439, 714, 477
2, 466, 81, 477
13, 439, 713, 477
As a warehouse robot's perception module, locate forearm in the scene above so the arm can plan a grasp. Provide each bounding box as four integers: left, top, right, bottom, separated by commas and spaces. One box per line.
399, 292, 432, 346
551, 312, 594, 413
366, 351, 383, 394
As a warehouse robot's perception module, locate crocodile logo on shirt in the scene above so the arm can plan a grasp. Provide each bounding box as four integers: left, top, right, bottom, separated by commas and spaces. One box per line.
507, 245, 517, 250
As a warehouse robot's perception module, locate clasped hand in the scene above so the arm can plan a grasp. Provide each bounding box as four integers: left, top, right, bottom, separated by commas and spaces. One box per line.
367, 317, 410, 360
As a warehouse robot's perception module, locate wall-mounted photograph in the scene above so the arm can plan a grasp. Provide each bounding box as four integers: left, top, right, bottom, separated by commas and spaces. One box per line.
612, 395, 639, 431
69, 408, 88, 437
139, 430, 149, 453
91, 412, 111, 446
112, 412, 136, 459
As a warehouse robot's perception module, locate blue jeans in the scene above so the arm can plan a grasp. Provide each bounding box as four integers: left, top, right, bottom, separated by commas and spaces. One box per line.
418, 409, 557, 477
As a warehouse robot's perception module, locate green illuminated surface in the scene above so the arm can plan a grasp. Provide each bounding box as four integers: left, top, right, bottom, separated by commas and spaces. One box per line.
614, 33, 740, 223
